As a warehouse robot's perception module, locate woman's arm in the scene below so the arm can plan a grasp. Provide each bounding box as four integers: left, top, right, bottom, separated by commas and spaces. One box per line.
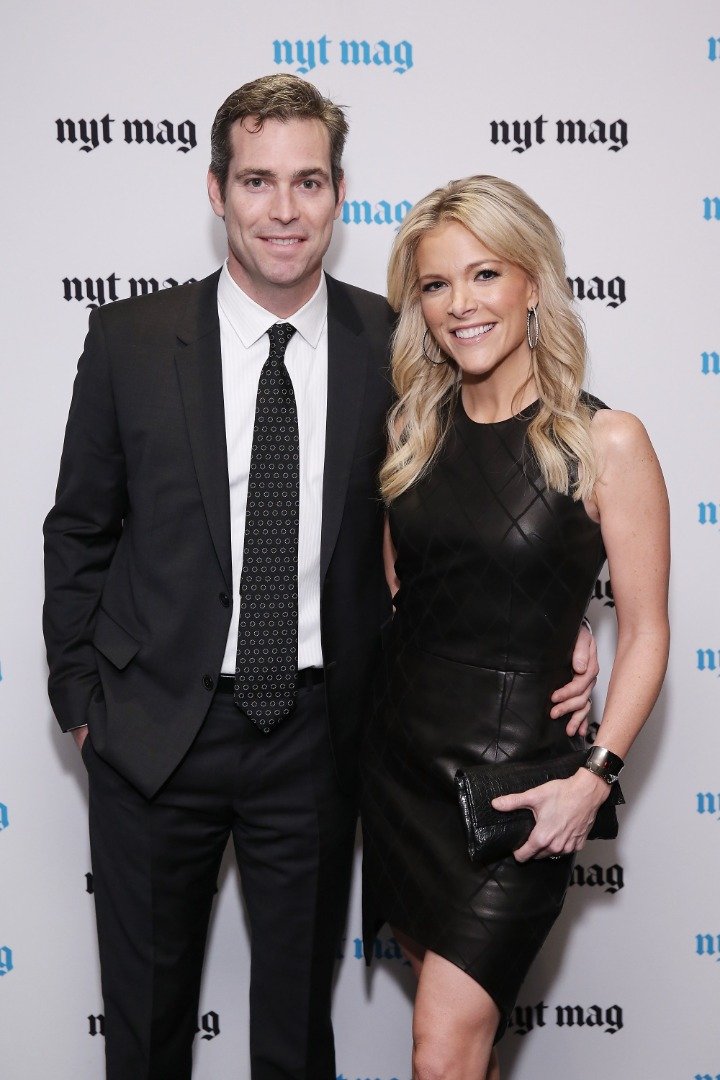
581, 410, 670, 757
495, 410, 670, 861
383, 515, 400, 600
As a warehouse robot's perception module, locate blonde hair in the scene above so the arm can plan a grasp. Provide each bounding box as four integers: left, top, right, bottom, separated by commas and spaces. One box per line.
380, 175, 597, 503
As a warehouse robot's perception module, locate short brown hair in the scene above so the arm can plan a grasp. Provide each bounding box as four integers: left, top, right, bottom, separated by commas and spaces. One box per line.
210, 74, 348, 200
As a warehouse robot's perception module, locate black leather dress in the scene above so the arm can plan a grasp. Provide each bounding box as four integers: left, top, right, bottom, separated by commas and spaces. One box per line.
361, 393, 607, 1037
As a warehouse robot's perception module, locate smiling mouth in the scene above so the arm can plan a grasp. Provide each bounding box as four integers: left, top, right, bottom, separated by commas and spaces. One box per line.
453, 323, 495, 340
261, 237, 304, 246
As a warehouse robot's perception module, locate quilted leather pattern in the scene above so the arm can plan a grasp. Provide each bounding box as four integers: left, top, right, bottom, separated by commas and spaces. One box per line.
361, 394, 609, 1036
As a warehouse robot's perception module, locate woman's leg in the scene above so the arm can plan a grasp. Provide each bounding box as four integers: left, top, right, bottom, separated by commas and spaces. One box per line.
486, 1048, 500, 1080
392, 925, 426, 979
392, 929, 501, 1080
412, 949, 500, 1080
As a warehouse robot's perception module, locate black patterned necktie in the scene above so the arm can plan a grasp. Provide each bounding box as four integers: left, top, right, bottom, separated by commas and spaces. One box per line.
234, 322, 299, 732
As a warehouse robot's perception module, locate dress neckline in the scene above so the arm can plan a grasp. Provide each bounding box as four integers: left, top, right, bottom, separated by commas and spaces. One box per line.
457, 393, 541, 428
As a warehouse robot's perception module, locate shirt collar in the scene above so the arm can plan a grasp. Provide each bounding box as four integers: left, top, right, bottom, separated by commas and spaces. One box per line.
217, 261, 327, 350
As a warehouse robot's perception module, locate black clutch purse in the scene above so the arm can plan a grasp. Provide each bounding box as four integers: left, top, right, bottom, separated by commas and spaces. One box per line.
454, 750, 625, 864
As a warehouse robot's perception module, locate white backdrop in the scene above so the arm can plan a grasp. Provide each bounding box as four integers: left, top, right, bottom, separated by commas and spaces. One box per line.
1, 1, 719, 1077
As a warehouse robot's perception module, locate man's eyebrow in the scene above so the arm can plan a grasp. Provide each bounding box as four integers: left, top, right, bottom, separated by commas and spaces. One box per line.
233, 167, 276, 180
232, 166, 331, 181
292, 167, 331, 181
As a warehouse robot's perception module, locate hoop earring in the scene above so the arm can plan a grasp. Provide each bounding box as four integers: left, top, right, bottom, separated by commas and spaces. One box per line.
526, 306, 540, 351
423, 329, 447, 366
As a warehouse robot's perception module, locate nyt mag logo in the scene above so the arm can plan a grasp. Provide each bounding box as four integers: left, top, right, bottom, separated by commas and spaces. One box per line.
272, 36, 413, 75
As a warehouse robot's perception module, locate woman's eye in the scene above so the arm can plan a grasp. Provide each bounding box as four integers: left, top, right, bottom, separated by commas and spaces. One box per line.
421, 281, 445, 293
476, 269, 499, 281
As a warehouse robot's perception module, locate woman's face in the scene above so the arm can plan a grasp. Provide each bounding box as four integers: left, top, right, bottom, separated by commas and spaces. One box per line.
416, 220, 538, 385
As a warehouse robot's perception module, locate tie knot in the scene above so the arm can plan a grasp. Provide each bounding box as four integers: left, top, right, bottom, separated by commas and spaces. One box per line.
267, 322, 297, 358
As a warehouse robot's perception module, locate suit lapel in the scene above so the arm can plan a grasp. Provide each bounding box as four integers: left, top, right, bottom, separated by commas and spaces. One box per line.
174, 270, 233, 591
321, 275, 369, 583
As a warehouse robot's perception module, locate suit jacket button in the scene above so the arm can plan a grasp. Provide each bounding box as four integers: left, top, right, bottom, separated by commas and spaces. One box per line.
202, 674, 215, 691
219, 592, 230, 608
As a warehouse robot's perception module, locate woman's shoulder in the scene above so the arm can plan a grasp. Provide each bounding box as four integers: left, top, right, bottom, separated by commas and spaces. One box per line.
585, 402, 654, 466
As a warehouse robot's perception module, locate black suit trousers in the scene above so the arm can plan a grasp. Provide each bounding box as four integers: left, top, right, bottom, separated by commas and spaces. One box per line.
84, 682, 357, 1080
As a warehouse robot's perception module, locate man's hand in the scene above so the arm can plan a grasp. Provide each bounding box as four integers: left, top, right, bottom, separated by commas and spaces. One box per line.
71, 726, 89, 751
550, 622, 598, 737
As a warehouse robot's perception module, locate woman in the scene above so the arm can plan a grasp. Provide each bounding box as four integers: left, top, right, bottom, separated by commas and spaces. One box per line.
361, 176, 670, 1079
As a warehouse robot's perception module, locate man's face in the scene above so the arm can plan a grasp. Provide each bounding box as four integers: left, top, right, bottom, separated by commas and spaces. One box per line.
208, 117, 345, 317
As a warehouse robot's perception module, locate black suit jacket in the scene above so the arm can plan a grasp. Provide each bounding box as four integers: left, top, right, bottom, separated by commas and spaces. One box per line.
43, 270, 395, 798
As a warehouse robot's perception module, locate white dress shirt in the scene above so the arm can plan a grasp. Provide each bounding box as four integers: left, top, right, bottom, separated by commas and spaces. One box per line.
218, 262, 327, 673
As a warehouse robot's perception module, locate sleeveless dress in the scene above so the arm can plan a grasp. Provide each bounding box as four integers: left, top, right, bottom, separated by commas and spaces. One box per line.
361, 393, 607, 1036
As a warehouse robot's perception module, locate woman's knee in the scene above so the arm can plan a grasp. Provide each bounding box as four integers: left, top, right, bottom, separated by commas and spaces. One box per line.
412, 1006, 497, 1079
413, 1032, 457, 1080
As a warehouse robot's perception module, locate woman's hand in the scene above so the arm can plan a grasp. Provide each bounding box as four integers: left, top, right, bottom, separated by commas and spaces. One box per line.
491, 769, 611, 863
549, 622, 599, 737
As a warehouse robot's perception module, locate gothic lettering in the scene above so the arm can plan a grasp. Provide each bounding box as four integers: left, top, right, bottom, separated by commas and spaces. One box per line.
507, 1001, 548, 1035
342, 200, 411, 225
570, 862, 625, 894
489, 117, 547, 154
567, 276, 626, 308
56, 115, 195, 153
195, 1010, 220, 1040
129, 277, 160, 297
490, 115, 626, 152
695, 933, 720, 956
592, 577, 614, 607
56, 115, 114, 152
176, 121, 197, 153
62, 275, 120, 308
61, 275, 196, 309
272, 35, 411, 74
555, 1003, 623, 1034
696, 793, 720, 817
339, 39, 413, 74
351, 935, 410, 965
272, 37, 331, 75
0, 946, 12, 976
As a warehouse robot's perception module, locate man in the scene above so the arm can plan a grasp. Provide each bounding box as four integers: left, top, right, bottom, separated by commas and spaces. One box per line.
43, 75, 597, 1079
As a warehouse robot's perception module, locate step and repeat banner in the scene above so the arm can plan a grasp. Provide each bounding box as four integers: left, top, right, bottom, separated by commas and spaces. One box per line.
1, 1, 718, 1077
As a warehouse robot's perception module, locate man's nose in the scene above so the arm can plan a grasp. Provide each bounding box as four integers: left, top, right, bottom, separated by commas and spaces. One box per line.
269, 187, 299, 224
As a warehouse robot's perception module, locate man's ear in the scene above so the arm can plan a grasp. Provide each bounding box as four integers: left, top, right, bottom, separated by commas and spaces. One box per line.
207, 170, 225, 220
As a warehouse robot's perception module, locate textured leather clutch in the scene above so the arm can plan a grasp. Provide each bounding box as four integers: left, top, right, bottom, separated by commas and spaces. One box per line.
455, 751, 625, 864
